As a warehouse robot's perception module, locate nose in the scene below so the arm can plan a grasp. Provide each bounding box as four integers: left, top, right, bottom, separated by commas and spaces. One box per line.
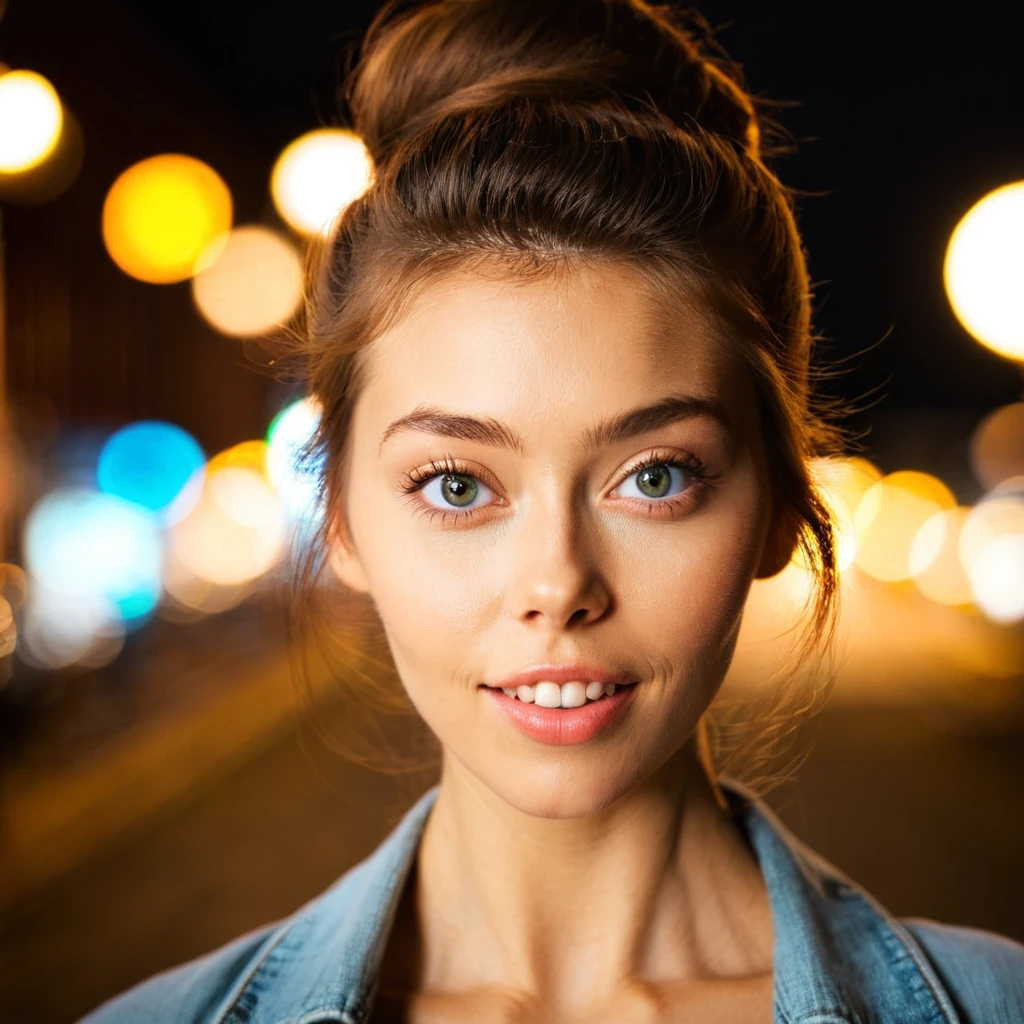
508, 495, 612, 630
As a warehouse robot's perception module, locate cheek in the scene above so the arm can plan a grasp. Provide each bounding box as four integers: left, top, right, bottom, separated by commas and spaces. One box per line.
616, 474, 767, 667
654, 515, 760, 622
350, 504, 500, 676
368, 529, 499, 623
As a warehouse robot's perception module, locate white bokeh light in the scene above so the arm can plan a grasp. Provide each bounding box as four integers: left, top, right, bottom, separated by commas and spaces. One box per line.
0, 69, 63, 173
969, 533, 1024, 624
266, 396, 324, 525
271, 129, 373, 237
944, 181, 1024, 362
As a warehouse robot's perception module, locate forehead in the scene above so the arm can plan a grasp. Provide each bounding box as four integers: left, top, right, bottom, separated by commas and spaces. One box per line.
358, 259, 747, 431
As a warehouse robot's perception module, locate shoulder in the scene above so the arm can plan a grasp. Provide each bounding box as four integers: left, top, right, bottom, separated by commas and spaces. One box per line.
901, 916, 1024, 1023
76, 918, 287, 1023
76, 787, 439, 1023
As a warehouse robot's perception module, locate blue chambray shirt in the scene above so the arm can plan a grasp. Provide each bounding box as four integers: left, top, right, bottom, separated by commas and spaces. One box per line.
79, 778, 1024, 1023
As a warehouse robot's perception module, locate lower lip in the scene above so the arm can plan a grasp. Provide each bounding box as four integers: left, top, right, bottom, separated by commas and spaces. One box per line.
481, 684, 638, 745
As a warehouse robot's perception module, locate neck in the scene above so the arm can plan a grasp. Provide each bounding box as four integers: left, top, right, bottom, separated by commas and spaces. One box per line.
403, 736, 773, 1015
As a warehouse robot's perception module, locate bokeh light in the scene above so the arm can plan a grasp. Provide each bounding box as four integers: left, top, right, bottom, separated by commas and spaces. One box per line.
161, 547, 254, 620
854, 471, 957, 582
909, 506, 974, 606
192, 225, 303, 336
0, 563, 26, 664
0, 69, 63, 172
807, 456, 883, 572
23, 488, 163, 627
944, 181, 1024, 362
969, 402, 1024, 490
97, 420, 206, 523
969, 534, 1024, 625
102, 154, 232, 284
957, 479, 1024, 625
207, 439, 270, 479
0, 561, 28, 615
0, 594, 15, 659
271, 128, 373, 237
19, 585, 126, 671
266, 396, 323, 522
959, 485, 1024, 571
168, 466, 286, 586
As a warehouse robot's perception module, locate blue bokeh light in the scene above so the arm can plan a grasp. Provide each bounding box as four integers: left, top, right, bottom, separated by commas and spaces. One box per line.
98, 420, 205, 518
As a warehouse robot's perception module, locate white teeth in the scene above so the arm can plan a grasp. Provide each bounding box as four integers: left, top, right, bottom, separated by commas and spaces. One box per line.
535, 682, 562, 708
499, 681, 621, 708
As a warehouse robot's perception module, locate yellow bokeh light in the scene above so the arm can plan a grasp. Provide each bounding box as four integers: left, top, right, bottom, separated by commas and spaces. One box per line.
0, 594, 14, 659
168, 466, 285, 586
854, 471, 956, 582
102, 154, 232, 284
208, 466, 281, 530
944, 181, 1024, 362
805, 456, 883, 571
909, 506, 974, 606
207, 440, 270, 479
271, 128, 373, 237
161, 546, 254, 619
192, 225, 303, 336
0, 561, 28, 613
0, 69, 63, 172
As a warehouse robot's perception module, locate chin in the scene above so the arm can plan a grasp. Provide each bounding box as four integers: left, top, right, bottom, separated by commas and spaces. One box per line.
481, 764, 642, 820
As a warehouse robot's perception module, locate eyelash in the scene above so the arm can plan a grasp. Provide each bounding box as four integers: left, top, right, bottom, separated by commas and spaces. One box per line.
397, 450, 720, 527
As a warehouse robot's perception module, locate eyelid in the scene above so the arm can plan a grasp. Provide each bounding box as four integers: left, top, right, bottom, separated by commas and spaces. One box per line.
612, 446, 717, 488
398, 454, 502, 497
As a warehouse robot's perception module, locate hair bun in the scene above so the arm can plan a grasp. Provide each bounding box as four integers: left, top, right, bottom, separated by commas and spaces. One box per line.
345, 0, 759, 166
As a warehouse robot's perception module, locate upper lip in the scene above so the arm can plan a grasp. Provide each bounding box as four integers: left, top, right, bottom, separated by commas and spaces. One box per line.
484, 663, 637, 689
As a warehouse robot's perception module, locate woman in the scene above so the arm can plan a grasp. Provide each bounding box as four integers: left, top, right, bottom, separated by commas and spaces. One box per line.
81, 1, 1024, 1021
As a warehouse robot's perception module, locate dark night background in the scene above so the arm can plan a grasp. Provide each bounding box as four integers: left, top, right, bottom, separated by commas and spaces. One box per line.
122, 0, 1024, 419
0, 2, 1023, 1021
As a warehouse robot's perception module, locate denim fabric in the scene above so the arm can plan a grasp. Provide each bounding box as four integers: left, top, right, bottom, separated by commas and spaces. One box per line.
79, 779, 1024, 1023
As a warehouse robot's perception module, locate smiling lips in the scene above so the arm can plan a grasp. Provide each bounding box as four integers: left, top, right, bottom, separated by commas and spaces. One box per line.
482, 680, 639, 744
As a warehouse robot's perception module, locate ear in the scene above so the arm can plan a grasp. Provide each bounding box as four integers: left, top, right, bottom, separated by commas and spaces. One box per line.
754, 498, 801, 580
327, 519, 371, 595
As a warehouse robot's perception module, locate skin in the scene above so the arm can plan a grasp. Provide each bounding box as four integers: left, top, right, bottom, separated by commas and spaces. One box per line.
330, 258, 797, 1022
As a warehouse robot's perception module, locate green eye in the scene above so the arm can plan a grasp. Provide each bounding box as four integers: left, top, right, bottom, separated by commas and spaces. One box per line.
618, 460, 694, 503
636, 464, 672, 498
404, 461, 496, 520
439, 473, 478, 507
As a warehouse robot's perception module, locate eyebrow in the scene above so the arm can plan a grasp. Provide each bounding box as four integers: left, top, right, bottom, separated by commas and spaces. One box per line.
378, 392, 732, 455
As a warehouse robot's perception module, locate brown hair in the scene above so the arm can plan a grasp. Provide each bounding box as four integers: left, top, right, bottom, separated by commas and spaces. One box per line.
277, 0, 850, 798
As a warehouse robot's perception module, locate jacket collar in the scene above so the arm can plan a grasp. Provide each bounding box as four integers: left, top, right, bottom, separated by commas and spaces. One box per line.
216, 779, 961, 1024
719, 780, 960, 1024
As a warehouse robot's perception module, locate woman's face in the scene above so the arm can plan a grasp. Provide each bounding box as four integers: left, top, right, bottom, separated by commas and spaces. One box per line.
332, 260, 783, 818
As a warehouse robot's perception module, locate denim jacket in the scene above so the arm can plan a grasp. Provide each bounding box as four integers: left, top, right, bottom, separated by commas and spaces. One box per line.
79, 778, 1024, 1023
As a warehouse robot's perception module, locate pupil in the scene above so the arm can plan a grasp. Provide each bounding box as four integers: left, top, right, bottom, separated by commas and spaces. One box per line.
443, 473, 477, 507
638, 465, 671, 498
